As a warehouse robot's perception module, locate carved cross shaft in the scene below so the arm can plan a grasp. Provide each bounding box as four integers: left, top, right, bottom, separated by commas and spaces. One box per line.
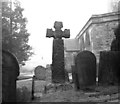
46, 21, 70, 39
46, 21, 70, 83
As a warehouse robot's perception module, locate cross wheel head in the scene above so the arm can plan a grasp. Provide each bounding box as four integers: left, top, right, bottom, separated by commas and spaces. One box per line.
54, 21, 63, 30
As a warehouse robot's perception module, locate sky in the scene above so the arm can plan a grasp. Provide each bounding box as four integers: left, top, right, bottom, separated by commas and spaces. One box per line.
18, 0, 111, 69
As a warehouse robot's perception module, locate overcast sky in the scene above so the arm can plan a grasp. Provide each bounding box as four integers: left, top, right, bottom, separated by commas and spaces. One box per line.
18, 0, 112, 69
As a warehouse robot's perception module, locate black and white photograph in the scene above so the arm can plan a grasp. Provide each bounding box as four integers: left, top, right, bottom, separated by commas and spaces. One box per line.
1, 0, 120, 103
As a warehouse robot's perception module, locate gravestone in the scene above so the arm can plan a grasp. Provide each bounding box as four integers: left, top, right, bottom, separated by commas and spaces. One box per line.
74, 50, 96, 90
111, 23, 120, 84
98, 51, 120, 85
2, 50, 20, 102
46, 21, 70, 83
45, 65, 52, 81
98, 23, 120, 85
34, 65, 46, 80
32, 65, 46, 100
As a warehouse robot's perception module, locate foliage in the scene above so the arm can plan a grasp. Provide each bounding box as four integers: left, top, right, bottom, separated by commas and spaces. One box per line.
2, 0, 33, 65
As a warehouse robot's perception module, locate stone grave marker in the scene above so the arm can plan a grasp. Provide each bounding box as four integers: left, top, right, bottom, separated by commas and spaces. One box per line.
32, 65, 46, 99
98, 51, 120, 85
2, 50, 20, 102
110, 24, 120, 84
98, 24, 120, 85
74, 50, 96, 90
34, 65, 46, 80
45, 65, 52, 81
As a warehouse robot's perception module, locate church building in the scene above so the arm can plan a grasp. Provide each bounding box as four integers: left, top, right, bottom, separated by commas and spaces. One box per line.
64, 12, 120, 72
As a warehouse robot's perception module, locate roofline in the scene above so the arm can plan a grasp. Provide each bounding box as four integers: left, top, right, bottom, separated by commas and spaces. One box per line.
75, 12, 120, 39
92, 12, 120, 18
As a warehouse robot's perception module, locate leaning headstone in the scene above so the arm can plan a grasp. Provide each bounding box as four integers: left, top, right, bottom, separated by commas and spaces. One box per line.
34, 66, 46, 80
98, 51, 120, 85
2, 50, 20, 102
74, 50, 96, 90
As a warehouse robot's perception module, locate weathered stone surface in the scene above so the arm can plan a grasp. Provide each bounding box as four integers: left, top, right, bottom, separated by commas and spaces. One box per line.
34, 66, 46, 80
46, 21, 70, 83
2, 50, 20, 102
72, 65, 80, 90
98, 51, 120, 85
45, 67, 52, 81
32, 65, 46, 100
111, 23, 120, 51
110, 23, 120, 84
74, 50, 96, 90
52, 39, 65, 83
76, 12, 120, 63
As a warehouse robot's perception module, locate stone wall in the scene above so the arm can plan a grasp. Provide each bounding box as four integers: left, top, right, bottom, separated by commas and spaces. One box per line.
90, 21, 118, 61
76, 12, 120, 62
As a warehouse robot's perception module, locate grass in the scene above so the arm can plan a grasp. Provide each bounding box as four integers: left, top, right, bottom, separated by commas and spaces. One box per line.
16, 79, 48, 102
16, 78, 120, 103
16, 86, 32, 102
17, 78, 33, 102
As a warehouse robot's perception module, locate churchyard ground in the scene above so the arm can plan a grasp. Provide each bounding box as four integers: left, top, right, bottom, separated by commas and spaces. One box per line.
17, 77, 120, 103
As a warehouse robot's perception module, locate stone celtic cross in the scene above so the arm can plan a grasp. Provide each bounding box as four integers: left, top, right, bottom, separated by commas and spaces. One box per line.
46, 21, 70, 83
46, 21, 70, 39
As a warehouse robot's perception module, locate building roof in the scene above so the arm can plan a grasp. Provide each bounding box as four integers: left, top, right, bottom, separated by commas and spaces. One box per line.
76, 12, 120, 39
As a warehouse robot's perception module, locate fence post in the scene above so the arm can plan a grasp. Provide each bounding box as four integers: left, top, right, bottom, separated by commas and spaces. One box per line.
31, 75, 35, 100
